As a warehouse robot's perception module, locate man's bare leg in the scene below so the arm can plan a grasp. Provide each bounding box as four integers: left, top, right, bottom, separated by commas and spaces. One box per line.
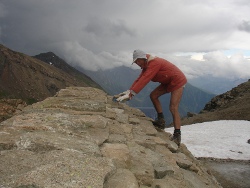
150, 85, 167, 129
169, 87, 184, 129
150, 84, 167, 113
169, 87, 184, 146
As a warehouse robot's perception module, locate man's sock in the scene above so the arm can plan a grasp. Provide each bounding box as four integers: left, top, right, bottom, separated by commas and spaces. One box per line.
174, 129, 181, 134
157, 113, 164, 119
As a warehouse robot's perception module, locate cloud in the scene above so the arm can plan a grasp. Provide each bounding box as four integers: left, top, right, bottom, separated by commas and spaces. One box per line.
0, 2, 7, 17
203, 52, 250, 78
56, 41, 131, 71
238, 20, 250, 32
166, 51, 250, 80
85, 17, 137, 38
0, 2, 7, 40
0, 0, 249, 79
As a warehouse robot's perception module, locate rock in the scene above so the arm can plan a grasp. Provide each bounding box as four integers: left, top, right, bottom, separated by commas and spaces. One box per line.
104, 168, 139, 188
0, 99, 27, 123
101, 143, 130, 168
108, 133, 127, 143
175, 153, 193, 169
106, 107, 116, 119
154, 165, 174, 179
166, 139, 179, 152
129, 117, 140, 125
0, 87, 222, 188
187, 112, 197, 117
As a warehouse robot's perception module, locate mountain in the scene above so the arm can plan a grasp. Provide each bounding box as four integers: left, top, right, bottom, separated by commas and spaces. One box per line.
181, 79, 250, 125
189, 75, 248, 94
82, 66, 216, 124
0, 44, 102, 122
33, 52, 102, 90
0, 44, 101, 102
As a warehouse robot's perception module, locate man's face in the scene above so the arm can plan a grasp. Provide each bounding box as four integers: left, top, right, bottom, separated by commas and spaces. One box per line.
135, 58, 146, 69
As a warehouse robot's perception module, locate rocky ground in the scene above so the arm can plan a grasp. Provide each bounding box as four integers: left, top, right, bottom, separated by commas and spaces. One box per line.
0, 87, 222, 188
0, 99, 27, 123
199, 158, 250, 188
1, 80, 249, 187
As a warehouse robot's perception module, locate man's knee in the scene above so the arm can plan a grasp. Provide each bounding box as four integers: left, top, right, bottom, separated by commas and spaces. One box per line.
169, 104, 178, 114
150, 91, 157, 100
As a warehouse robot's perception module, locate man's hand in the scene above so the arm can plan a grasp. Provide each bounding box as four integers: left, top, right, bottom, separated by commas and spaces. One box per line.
116, 93, 131, 102
114, 90, 135, 102
113, 90, 130, 98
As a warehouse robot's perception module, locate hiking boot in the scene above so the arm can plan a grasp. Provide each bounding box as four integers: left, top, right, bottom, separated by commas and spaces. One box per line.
152, 117, 166, 129
170, 132, 181, 146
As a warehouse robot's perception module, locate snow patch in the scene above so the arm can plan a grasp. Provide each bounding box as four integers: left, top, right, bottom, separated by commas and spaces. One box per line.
166, 120, 250, 160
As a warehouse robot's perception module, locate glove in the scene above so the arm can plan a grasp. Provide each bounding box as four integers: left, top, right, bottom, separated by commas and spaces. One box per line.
116, 92, 131, 102
113, 90, 130, 98
114, 90, 136, 102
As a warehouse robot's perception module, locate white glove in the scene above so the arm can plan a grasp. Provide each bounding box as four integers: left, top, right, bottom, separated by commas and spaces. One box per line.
114, 90, 136, 102
116, 93, 131, 102
113, 90, 130, 98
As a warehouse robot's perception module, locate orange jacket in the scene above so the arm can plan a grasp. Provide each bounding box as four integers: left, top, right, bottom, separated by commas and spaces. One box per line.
130, 54, 187, 93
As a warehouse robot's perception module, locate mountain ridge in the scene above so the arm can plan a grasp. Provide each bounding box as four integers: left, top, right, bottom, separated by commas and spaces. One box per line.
0, 44, 102, 102
0, 44, 102, 122
33, 52, 102, 89
180, 79, 250, 125
189, 75, 248, 94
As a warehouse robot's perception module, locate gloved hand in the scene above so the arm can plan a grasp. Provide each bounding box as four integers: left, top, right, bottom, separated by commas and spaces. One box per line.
113, 90, 130, 98
114, 90, 135, 102
116, 92, 131, 102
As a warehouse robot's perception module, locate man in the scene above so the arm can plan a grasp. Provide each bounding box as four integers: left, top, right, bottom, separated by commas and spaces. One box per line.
115, 50, 187, 146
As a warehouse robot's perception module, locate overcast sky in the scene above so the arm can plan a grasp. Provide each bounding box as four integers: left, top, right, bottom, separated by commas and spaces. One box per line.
0, 0, 249, 80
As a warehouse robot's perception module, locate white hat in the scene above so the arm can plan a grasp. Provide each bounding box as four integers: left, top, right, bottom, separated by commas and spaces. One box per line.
133, 49, 146, 63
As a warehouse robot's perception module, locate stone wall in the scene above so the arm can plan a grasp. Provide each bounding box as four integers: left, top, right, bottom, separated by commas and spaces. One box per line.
0, 87, 222, 188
